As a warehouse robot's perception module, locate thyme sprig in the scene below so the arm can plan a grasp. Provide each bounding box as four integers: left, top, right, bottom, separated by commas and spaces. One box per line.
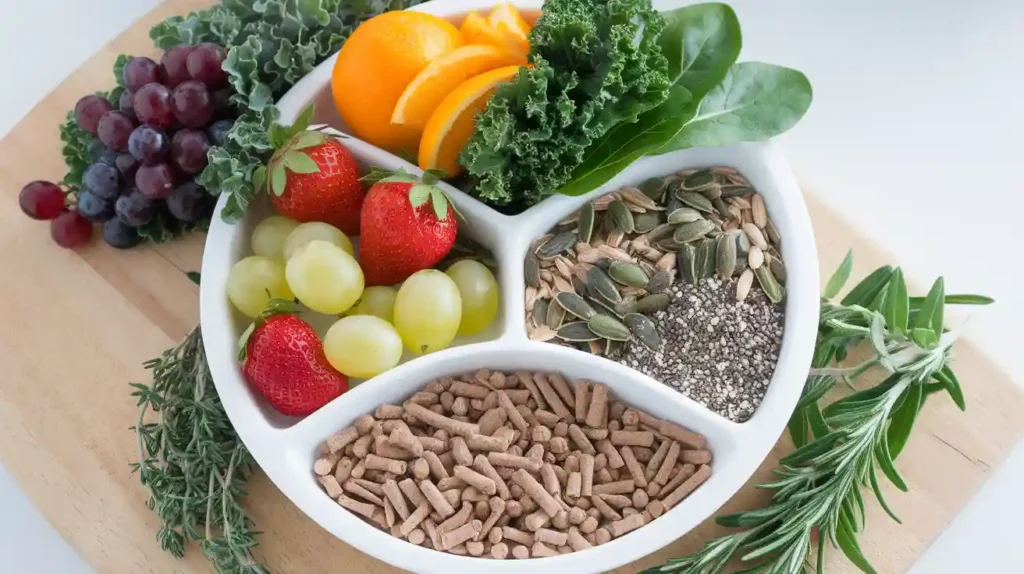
648, 251, 993, 574
130, 327, 265, 573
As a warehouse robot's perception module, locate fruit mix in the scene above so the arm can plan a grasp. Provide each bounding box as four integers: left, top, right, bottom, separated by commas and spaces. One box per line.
229, 111, 499, 417
331, 3, 532, 176
19, 44, 234, 249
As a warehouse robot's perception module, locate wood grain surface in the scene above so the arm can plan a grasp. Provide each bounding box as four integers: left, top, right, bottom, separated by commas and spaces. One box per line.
1, 1, 1021, 572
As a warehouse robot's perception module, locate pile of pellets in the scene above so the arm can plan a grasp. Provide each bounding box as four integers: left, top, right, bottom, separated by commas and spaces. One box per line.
313, 370, 713, 559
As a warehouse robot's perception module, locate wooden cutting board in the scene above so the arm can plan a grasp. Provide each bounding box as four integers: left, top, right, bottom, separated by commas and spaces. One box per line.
1, 1, 1021, 572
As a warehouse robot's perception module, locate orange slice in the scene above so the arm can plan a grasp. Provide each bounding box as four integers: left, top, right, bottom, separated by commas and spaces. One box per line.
489, 2, 532, 38
465, 22, 527, 58
419, 65, 524, 177
391, 45, 526, 131
459, 11, 489, 43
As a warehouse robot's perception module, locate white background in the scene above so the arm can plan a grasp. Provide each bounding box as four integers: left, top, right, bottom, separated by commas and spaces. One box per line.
1, 0, 1021, 572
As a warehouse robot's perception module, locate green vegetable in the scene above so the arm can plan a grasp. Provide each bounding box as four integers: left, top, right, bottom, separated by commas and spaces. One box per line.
648, 256, 992, 574
459, 0, 672, 208
557, 2, 812, 197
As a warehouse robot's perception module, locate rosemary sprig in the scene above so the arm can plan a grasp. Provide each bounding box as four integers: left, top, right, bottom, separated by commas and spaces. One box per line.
648, 251, 993, 574
130, 326, 266, 573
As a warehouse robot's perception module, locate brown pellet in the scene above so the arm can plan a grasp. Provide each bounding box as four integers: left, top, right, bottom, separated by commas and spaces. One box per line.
579, 516, 599, 534
419, 480, 456, 518
327, 426, 359, 454
350, 459, 366, 479
450, 436, 473, 466
352, 434, 373, 459
567, 424, 597, 455
438, 476, 467, 491
314, 453, 340, 476
660, 463, 696, 496
472, 454, 511, 499
523, 509, 551, 531
599, 494, 632, 509
598, 440, 625, 469
610, 430, 654, 447
450, 381, 490, 400
535, 528, 568, 546
375, 404, 403, 420
548, 436, 569, 455
477, 497, 506, 541
567, 527, 592, 551
334, 458, 354, 484
338, 493, 378, 519
491, 542, 509, 559
505, 499, 523, 518
541, 464, 561, 496
454, 465, 497, 496
590, 494, 621, 521
398, 478, 425, 507
573, 380, 590, 423
646, 500, 665, 518
478, 408, 507, 436
511, 544, 530, 559
594, 453, 608, 472
534, 373, 571, 420
517, 371, 547, 410
585, 384, 608, 428
438, 502, 473, 535
466, 433, 507, 453
682, 449, 713, 464
609, 512, 645, 537
382, 480, 410, 520
512, 469, 562, 518
653, 442, 681, 486
362, 454, 406, 476
594, 528, 612, 545
422, 450, 449, 481
389, 426, 424, 457
488, 452, 543, 473
405, 402, 479, 437
502, 525, 534, 546
344, 480, 384, 506
662, 465, 711, 509
441, 519, 482, 550
532, 541, 558, 557
620, 446, 648, 488
659, 421, 706, 449
566, 472, 582, 498
461, 486, 486, 502
580, 454, 595, 496
354, 414, 376, 435
497, 391, 529, 434
318, 475, 343, 498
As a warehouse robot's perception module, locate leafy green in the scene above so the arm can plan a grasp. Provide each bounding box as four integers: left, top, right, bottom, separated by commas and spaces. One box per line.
823, 249, 854, 299
459, 0, 672, 207
58, 111, 93, 191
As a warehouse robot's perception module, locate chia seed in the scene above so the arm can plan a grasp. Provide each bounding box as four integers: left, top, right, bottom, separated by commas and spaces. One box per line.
619, 276, 785, 422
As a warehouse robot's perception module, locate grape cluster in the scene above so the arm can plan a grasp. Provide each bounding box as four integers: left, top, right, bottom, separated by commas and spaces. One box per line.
19, 43, 235, 249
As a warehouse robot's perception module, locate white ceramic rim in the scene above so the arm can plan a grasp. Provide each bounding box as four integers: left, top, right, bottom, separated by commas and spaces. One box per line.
200, 1, 819, 572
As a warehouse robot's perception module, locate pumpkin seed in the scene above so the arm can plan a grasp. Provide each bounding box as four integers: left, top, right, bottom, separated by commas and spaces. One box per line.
529, 325, 557, 342
734, 229, 751, 259
678, 244, 697, 284
641, 177, 666, 200
720, 185, 754, 198
665, 193, 684, 217
676, 190, 715, 213
632, 212, 662, 233
755, 265, 785, 303
742, 222, 769, 251
557, 322, 600, 342
645, 223, 675, 243
702, 184, 723, 200
668, 207, 704, 224
525, 255, 541, 288
546, 300, 567, 329
767, 253, 787, 285
624, 313, 661, 351
537, 231, 577, 259
765, 219, 782, 245
751, 194, 768, 229
646, 270, 672, 294
605, 339, 624, 358
712, 197, 730, 218
586, 340, 605, 355
632, 293, 671, 314
588, 314, 631, 341
682, 169, 716, 190
655, 238, 682, 252
695, 239, 716, 282
608, 200, 635, 233
532, 299, 549, 327
587, 266, 622, 304
715, 232, 737, 279
673, 219, 715, 243
608, 261, 649, 288
571, 274, 587, 295
555, 291, 596, 320
748, 246, 765, 270
620, 187, 659, 211
590, 295, 625, 318
736, 269, 754, 302
578, 202, 595, 243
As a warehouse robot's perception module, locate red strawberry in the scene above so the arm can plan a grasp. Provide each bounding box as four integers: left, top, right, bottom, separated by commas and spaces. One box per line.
359, 170, 458, 286
257, 105, 365, 235
238, 299, 347, 417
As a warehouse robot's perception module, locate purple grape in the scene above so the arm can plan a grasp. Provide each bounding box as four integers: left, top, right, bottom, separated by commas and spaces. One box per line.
76, 191, 114, 222
123, 57, 162, 91
170, 129, 210, 174
206, 119, 233, 146
83, 163, 121, 200
128, 124, 169, 165
115, 190, 156, 227
74, 95, 113, 135
161, 45, 193, 87
97, 111, 135, 152
135, 163, 176, 199
186, 43, 228, 88
165, 181, 209, 222
212, 89, 233, 115
133, 83, 174, 129
50, 210, 93, 248
103, 218, 141, 249
118, 90, 137, 121
115, 153, 139, 182
90, 139, 118, 166
170, 81, 214, 128
19, 181, 66, 220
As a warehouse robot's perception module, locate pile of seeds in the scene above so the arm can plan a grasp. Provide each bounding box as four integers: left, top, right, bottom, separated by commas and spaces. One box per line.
313, 370, 712, 559
523, 167, 787, 419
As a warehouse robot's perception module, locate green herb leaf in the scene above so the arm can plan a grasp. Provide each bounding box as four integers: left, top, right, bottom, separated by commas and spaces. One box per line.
251, 165, 267, 193
807, 402, 830, 439
883, 267, 909, 335
911, 327, 939, 349
781, 430, 845, 466
874, 437, 908, 492
186, 271, 201, 285
660, 3, 742, 101
787, 407, 809, 449
284, 151, 320, 174
887, 384, 923, 459
836, 511, 877, 574
841, 265, 894, 307
909, 293, 994, 306
869, 464, 901, 524
823, 249, 854, 299
271, 163, 287, 196
913, 277, 945, 340
934, 366, 966, 411
113, 54, 131, 88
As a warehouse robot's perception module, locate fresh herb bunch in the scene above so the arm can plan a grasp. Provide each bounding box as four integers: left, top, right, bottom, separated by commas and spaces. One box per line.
150, 0, 423, 222
647, 252, 993, 574
130, 327, 265, 573
459, 0, 672, 208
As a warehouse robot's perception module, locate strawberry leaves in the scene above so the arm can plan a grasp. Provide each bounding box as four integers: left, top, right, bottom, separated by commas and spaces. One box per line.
237, 297, 299, 362
363, 167, 461, 221
261, 103, 330, 196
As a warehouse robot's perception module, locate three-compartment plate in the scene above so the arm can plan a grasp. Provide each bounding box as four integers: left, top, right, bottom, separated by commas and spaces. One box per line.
200, 1, 819, 571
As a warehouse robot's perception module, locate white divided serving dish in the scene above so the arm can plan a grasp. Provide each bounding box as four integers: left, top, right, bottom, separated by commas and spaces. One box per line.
200, 0, 819, 572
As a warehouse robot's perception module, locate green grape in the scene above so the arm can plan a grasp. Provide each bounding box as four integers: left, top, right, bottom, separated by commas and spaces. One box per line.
347, 286, 398, 322
283, 221, 354, 260
227, 255, 293, 318
250, 215, 298, 260
394, 269, 462, 355
445, 259, 499, 335
285, 240, 364, 314
323, 315, 403, 378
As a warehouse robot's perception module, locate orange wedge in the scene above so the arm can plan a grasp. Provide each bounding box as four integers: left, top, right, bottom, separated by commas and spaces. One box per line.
465, 22, 527, 58
391, 45, 526, 131
488, 2, 532, 41
459, 11, 489, 43
419, 65, 524, 177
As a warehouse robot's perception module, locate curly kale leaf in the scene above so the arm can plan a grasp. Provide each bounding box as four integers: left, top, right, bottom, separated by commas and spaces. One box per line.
460, 0, 671, 207
59, 111, 93, 192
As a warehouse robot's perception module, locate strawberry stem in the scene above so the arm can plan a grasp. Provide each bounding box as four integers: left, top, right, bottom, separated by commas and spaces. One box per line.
237, 297, 299, 362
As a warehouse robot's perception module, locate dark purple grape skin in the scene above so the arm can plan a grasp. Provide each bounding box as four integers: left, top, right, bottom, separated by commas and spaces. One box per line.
115, 154, 139, 182
97, 111, 135, 152
115, 190, 157, 227
186, 43, 228, 88
128, 124, 169, 165
161, 45, 193, 87
76, 191, 114, 222
206, 119, 234, 147
103, 217, 142, 249
50, 210, 93, 248
83, 163, 121, 200
75, 95, 113, 135
133, 83, 174, 130
170, 129, 210, 174
212, 89, 233, 116
165, 181, 209, 222
19, 181, 66, 220
136, 163, 176, 199
170, 81, 214, 128
89, 139, 118, 166
123, 57, 162, 92
118, 90, 138, 121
